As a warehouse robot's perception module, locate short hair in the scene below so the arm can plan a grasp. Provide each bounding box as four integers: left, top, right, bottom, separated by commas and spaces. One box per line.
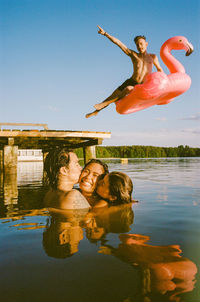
83, 159, 109, 174
108, 172, 133, 204
134, 35, 146, 44
44, 148, 72, 189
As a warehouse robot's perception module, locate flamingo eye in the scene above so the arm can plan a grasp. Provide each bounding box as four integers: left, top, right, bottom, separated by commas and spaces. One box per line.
179, 39, 182, 42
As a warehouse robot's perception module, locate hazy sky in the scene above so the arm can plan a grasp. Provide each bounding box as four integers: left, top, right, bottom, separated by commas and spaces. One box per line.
1, 0, 199, 147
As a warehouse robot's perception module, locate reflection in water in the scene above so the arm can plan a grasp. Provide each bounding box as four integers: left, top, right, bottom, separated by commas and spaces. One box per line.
43, 208, 89, 258
84, 204, 134, 243
40, 204, 197, 301
42, 205, 134, 258
0, 159, 199, 302
0, 162, 45, 217
99, 234, 197, 301
3, 173, 18, 206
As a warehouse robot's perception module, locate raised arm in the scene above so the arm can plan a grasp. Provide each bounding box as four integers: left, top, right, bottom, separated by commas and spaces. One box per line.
153, 55, 163, 72
98, 25, 132, 56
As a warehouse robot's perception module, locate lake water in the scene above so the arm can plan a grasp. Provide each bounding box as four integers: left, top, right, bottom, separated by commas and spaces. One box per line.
0, 158, 199, 302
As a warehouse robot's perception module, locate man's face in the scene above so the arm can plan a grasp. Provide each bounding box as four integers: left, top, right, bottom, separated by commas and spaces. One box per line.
67, 152, 82, 184
135, 38, 148, 54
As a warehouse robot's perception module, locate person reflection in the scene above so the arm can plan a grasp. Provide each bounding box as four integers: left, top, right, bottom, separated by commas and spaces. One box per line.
99, 234, 197, 301
42, 208, 88, 258
84, 204, 134, 243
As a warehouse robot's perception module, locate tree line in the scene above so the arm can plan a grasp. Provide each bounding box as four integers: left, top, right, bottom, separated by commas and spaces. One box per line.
75, 145, 200, 158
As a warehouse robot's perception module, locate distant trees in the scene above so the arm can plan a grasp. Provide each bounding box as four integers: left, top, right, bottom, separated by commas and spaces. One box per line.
74, 145, 200, 159
94, 145, 200, 158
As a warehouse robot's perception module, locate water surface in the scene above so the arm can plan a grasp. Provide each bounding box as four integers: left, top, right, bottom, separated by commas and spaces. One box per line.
0, 158, 199, 302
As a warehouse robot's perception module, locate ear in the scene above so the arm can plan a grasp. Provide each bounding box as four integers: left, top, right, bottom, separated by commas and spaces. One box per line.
146, 41, 148, 47
60, 166, 69, 176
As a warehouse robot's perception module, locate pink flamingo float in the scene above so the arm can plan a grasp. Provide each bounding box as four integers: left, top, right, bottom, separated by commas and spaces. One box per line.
115, 36, 194, 115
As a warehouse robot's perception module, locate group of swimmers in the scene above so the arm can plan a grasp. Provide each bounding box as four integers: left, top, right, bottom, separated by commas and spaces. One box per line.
44, 147, 134, 210
42, 148, 198, 299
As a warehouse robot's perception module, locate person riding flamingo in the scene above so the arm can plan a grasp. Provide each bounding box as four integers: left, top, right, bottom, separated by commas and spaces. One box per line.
86, 26, 163, 118
86, 26, 193, 117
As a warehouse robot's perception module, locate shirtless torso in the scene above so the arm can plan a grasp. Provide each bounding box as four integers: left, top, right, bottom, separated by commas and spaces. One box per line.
130, 51, 154, 83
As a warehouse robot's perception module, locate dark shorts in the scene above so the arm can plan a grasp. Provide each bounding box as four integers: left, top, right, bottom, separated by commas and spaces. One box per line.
117, 78, 138, 91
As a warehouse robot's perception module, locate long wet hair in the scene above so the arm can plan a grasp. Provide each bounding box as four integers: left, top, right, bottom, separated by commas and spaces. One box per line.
44, 148, 72, 189
108, 171, 133, 204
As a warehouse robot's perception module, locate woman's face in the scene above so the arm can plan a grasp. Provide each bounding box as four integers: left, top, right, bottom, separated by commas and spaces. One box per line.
79, 163, 105, 196
96, 174, 112, 200
67, 152, 82, 184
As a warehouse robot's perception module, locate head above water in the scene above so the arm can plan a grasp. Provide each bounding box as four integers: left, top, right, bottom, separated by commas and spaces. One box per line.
44, 148, 82, 189
79, 159, 109, 196
96, 171, 133, 205
83, 159, 109, 174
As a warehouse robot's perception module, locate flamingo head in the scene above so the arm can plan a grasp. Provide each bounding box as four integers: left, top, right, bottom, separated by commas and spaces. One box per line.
167, 36, 194, 56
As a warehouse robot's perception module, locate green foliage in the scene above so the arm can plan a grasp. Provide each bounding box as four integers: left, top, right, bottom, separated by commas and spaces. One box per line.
93, 145, 200, 158
74, 148, 83, 158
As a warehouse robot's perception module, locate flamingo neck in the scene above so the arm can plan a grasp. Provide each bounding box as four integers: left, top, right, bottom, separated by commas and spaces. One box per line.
160, 44, 185, 74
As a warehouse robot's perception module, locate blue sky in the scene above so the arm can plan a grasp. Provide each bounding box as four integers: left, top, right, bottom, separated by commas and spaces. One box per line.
1, 0, 199, 147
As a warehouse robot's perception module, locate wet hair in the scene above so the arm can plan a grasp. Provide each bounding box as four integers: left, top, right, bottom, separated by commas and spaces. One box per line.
83, 159, 109, 174
108, 172, 133, 204
44, 148, 72, 189
134, 35, 146, 44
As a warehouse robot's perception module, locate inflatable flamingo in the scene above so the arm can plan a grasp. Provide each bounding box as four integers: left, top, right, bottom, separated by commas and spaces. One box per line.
115, 36, 193, 115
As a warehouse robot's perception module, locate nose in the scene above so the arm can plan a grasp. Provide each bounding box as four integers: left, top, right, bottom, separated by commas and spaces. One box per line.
86, 172, 93, 180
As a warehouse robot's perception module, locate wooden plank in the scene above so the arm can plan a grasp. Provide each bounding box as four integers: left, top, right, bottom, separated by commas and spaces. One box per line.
0, 123, 49, 130
0, 130, 111, 139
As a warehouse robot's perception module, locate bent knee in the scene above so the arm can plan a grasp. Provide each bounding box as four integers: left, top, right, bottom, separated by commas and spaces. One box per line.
124, 86, 134, 93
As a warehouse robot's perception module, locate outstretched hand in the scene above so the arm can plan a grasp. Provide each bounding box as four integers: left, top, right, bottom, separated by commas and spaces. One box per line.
97, 25, 105, 35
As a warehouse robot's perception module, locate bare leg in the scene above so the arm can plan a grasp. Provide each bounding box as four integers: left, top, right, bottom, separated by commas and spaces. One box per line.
94, 88, 122, 110
85, 86, 134, 118
94, 86, 134, 110
85, 110, 100, 118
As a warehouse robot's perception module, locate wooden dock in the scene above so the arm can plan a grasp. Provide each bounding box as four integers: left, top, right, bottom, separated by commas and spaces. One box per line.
0, 124, 111, 198
0, 129, 111, 151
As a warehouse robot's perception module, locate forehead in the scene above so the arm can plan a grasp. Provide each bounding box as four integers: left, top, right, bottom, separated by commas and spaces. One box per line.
136, 38, 146, 45
84, 163, 105, 174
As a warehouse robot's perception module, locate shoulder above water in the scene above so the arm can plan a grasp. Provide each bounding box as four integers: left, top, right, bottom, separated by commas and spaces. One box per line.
60, 189, 91, 210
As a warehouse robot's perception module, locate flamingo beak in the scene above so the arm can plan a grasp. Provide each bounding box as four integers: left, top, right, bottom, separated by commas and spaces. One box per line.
186, 42, 194, 56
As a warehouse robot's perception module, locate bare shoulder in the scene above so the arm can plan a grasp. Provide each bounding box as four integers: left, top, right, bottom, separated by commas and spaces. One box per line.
150, 53, 157, 60
129, 49, 138, 58
44, 188, 59, 208
66, 189, 83, 198
61, 189, 91, 210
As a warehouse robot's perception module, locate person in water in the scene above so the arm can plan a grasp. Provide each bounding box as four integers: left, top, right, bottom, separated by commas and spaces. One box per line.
44, 148, 90, 210
44, 149, 133, 209
79, 159, 134, 207
86, 25, 163, 118
78, 159, 109, 207
96, 171, 134, 206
